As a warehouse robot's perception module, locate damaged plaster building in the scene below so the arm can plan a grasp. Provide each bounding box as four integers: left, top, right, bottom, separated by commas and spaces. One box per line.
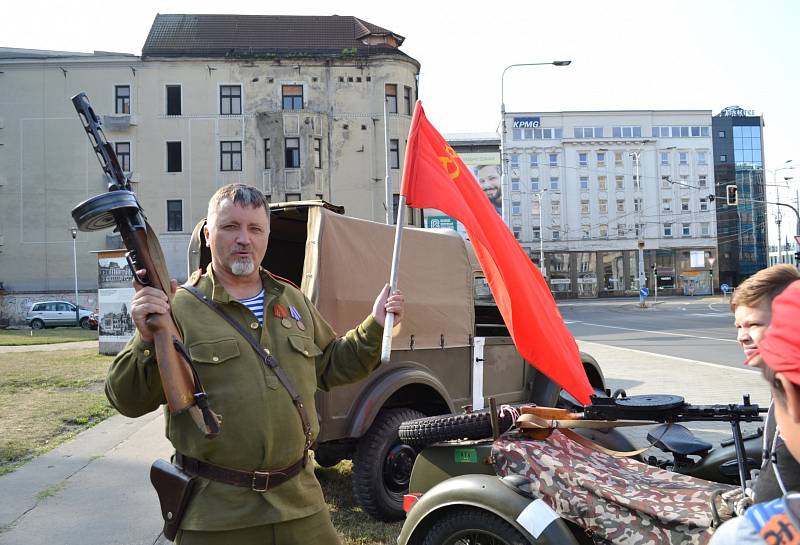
0, 14, 420, 321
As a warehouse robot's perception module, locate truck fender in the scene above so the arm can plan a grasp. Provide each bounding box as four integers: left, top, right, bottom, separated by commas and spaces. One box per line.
346, 366, 455, 438
398, 474, 578, 545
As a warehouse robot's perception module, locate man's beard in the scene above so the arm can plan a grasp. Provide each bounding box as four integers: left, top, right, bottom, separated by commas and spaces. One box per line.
231, 257, 255, 276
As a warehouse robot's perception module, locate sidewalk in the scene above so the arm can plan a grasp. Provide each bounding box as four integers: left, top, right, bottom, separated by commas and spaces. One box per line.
0, 341, 769, 545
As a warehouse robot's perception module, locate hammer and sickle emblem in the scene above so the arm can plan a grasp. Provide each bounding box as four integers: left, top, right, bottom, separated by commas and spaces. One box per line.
438, 145, 460, 180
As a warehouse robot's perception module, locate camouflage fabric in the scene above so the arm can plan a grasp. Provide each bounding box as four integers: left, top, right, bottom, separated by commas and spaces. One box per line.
493, 431, 738, 545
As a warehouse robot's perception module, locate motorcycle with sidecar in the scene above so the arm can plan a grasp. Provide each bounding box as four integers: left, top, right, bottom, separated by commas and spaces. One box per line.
396, 392, 766, 545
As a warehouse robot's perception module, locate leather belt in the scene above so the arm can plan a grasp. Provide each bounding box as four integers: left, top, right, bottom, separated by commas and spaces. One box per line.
175, 453, 305, 492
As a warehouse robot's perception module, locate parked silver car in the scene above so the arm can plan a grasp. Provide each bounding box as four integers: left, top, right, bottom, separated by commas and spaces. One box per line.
25, 301, 93, 329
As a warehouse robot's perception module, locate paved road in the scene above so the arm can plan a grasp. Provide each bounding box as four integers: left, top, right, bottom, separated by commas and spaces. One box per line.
559, 296, 744, 368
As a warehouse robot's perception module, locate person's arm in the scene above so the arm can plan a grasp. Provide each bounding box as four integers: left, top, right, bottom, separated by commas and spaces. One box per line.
313, 285, 404, 390
105, 271, 175, 416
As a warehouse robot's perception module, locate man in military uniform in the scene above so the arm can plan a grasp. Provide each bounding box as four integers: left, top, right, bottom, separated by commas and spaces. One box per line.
106, 184, 404, 544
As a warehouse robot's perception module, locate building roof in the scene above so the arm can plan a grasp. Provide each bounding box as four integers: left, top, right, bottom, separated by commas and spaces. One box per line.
0, 47, 136, 60
141, 14, 411, 60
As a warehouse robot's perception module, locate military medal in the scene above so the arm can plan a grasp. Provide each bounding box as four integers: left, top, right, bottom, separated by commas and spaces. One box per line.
289, 305, 306, 331
274, 304, 292, 328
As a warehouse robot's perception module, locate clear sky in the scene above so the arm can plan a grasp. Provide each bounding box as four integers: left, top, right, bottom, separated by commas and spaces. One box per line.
4, 0, 799, 239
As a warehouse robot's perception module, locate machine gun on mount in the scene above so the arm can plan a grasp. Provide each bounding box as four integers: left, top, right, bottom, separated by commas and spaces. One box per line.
522, 392, 768, 494
70, 92, 220, 438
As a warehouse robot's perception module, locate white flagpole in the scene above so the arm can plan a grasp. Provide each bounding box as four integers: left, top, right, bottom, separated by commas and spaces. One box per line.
380, 195, 406, 363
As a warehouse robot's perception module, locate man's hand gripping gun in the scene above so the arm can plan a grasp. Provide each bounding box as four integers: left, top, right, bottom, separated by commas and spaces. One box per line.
70, 92, 220, 438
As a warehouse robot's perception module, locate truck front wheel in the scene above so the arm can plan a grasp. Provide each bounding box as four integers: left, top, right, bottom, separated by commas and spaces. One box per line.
352, 407, 425, 521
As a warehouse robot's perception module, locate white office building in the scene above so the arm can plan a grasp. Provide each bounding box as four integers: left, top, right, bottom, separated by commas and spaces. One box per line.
501, 110, 719, 298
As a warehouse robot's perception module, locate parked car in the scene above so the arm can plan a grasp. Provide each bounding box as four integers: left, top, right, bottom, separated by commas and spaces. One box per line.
25, 301, 94, 329
187, 201, 608, 521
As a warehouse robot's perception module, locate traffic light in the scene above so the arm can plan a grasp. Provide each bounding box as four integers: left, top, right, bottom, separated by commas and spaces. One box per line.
726, 184, 738, 206
795, 251, 800, 263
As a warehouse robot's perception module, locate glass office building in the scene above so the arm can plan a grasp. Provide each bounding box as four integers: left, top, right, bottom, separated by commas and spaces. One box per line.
713, 107, 767, 285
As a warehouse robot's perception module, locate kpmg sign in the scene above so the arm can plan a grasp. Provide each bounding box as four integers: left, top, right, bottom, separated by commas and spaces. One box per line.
512, 117, 541, 128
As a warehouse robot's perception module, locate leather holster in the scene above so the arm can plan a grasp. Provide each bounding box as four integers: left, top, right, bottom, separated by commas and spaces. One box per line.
150, 458, 196, 541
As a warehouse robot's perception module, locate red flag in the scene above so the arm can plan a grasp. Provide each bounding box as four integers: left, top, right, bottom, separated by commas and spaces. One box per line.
401, 102, 593, 405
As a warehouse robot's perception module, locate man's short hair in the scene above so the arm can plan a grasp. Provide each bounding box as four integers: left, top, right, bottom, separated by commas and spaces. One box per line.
730, 264, 800, 311
207, 184, 270, 223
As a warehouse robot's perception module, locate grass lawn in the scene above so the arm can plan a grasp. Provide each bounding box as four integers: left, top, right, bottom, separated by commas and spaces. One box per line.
0, 348, 114, 475
0, 327, 98, 346
0, 346, 402, 543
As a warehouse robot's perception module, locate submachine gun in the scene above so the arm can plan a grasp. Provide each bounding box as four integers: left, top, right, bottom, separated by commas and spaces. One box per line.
70, 92, 220, 438
586, 393, 767, 493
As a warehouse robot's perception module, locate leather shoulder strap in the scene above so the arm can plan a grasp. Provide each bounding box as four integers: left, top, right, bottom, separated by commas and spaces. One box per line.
180, 285, 313, 461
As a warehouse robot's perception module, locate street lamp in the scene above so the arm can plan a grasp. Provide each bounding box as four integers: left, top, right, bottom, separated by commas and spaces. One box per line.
771, 160, 796, 264
70, 227, 79, 327
499, 60, 571, 224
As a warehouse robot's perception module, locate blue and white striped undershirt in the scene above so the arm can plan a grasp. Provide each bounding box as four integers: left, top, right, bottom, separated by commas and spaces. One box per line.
238, 289, 265, 323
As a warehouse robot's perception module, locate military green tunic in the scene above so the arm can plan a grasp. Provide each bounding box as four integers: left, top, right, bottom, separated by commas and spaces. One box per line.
106, 266, 384, 531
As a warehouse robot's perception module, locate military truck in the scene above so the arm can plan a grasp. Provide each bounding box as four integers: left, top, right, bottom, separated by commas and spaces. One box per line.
188, 201, 606, 521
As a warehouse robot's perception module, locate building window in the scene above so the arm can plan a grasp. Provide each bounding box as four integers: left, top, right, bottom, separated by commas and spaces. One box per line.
580, 176, 589, 190
599, 199, 608, 214
612, 126, 642, 138
510, 154, 520, 169
285, 193, 301, 202
220, 141, 242, 171
634, 198, 641, 212
403, 86, 412, 115
512, 227, 521, 240
115, 142, 131, 172
166, 85, 181, 116
220, 85, 242, 115
314, 138, 322, 169
597, 152, 605, 167
166, 141, 182, 173
115, 85, 130, 114
663, 223, 673, 237
390, 139, 400, 169
614, 152, 623, 167
529, 153, 539, 167
700, 198, 708, 211
662, 198, 672, 211
574, 127, 603, 138
660, 151, 670, 166
633, 174, 640, 190
617, 224, 626, 237
616, 199, 625, 212
598, 176, 607, 191
718, 130, 726, 138
581, 200, 590, 215
552, 229, 561, 240
549, 153, 558, 167
616, 176, 624, 190
681, 198, 690, 212
530, 177, 540, 192
578, 152, 588, 167
511, 201, 521, 215
167, 200, 182, 232
582, 226, 590, 239
549, 177, 559, 191
264, 139, 271, 169
532, 227, 541, 240
719, 154, 727, 162
599, 224, 608, 238
635, 223, 643, 237
698, 174, 707, 187
701, 222, 710, 236
531, 199, 541, 215
512, 128, 521, 141
285, 138, 300, 168
697, 151, 707, 165
385, 84, 398, 113
511, 178, 521, 192
552, 201, 560, 216
679, 151, 688, 165
282, 85, 303, 110
682, 223, 691, 237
